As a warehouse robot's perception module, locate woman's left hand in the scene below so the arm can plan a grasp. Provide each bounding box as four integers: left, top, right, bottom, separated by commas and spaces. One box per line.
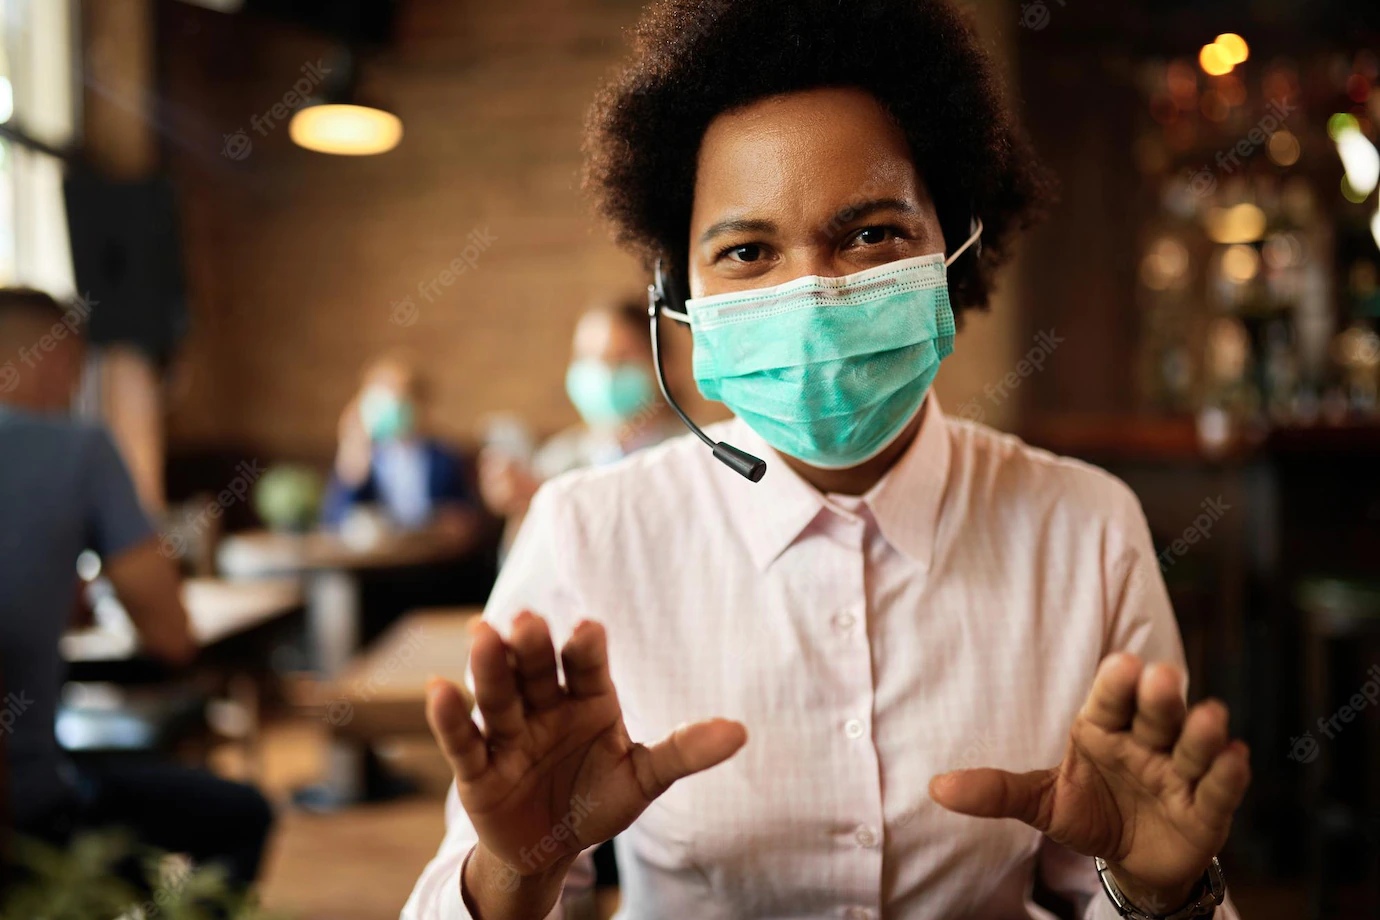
929, 652, 1250, 912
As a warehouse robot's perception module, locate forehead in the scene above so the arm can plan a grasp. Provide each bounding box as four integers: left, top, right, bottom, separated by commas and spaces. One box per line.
692, 87, 922, 228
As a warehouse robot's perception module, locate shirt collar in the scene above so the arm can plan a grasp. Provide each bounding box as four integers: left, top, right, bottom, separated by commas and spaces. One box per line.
719, 395, 952, 571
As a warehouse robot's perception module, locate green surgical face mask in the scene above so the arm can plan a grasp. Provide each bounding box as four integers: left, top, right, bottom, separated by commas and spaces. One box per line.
684, 226, 979, 470
565, 360, 654, 427
359, 386, 415, 442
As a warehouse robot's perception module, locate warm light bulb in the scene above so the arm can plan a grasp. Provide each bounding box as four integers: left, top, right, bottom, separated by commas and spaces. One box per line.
1199, 43, 1233, 77
1215, 34, 1249, 66
1206, 204, 1268, 244
1335, 127, 1380, 197
1221, 244, 1260, 283
289, 104, 403, 156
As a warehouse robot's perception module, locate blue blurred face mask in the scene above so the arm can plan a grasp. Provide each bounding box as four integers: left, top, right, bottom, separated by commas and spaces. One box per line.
685, 222, 981, 470
565, 360, 655, 427
359, 386, 415, 442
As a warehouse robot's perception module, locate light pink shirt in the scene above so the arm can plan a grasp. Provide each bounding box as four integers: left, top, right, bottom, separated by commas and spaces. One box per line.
403, 398, 1240, 919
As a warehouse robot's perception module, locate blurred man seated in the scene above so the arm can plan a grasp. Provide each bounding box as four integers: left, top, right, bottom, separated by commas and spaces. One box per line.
323, 356, 490, 645
480, 300, 683, 547
323, 355, 482, 541
0, 288, 272, 889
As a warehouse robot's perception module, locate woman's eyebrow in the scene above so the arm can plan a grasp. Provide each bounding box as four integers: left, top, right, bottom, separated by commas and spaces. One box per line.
828, 197, 919, 227
699, 217, 778, 245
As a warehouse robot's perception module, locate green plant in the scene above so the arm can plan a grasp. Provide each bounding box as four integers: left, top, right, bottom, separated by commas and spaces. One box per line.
2, 831, 289, 920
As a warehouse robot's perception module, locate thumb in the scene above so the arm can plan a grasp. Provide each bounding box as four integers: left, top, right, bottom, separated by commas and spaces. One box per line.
639, 718, 748, 800
929, 767, 1055, 830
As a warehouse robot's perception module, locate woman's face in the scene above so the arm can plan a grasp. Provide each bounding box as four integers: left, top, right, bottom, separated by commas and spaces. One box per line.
688, 86, 943, 300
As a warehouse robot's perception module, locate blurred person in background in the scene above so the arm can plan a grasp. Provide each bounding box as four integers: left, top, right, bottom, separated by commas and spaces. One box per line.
323, 354, 483, 543
479, 300, 682, 548
408, 1, 1252, 918
0, 288, 273, 890
324, 355, 492, 647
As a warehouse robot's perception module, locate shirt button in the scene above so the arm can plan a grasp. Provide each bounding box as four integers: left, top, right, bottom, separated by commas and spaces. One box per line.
855, 825, 878, 848
843, 718, 866, 740
831, 610, 857, 632
846, 908, 872, 920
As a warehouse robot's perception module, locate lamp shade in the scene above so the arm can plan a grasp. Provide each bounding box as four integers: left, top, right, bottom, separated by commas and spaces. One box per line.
289, 103, 401, 156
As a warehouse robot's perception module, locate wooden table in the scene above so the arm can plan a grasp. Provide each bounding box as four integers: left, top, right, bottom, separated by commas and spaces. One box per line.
323, 609, 478, 741
61, 576, 303, 662
217, 527, 472, 803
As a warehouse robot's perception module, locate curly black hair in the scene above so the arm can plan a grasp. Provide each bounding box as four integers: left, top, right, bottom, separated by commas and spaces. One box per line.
584, 0, 1055, 315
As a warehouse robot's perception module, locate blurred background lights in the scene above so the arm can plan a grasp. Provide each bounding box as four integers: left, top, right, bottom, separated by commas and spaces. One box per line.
1267, 128, 1301, 166
1221, 244, 1262, 283
1372, 207, 1380, 250
1140, 237, 1191, 290
0, 77, 12, 124
1263, 233, 1302, 270
1199, 43, 1233, 77
1216, 34, 1250, 66
1199, 33, 1249, 76
1334, 123, 1380, 197
1206, 203, 1268, 243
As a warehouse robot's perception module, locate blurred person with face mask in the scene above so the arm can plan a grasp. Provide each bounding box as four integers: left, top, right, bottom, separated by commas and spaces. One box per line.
478, 301, 683, 548
323, 355, 482, 544
0, 288, 273, 890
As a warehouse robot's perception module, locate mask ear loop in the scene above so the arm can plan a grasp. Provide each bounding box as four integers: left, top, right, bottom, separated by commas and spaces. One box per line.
944, 217, 984, 269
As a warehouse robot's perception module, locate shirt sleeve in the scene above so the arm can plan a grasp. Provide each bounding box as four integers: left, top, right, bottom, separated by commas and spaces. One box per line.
401, 482, 595, 920
1038, 486, 1240, 920
82, 426, 155, 559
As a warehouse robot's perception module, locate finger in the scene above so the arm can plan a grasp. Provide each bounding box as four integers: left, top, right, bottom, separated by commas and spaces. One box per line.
560, 620, 615, 700
1194, 740, 1251, 825
426, 678, 487, 781
470, 620, 527, 744
1081, 652, 1142, 732
928, 768, 1055, 832
634, 719, 748, 800
510, 611, 564, 712
1171, 700, 1230, 782
1130, 662, 1188, 751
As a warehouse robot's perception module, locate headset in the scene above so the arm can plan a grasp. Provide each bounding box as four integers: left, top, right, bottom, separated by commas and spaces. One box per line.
648, 259, 768, 482
646, 210, 982, 484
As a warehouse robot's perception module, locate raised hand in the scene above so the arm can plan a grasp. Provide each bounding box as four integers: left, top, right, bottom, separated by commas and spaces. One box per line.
929, 653, 1250, 912
426, 612, 747, 918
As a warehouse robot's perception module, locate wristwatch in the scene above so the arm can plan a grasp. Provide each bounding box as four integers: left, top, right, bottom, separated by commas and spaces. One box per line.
1094, 857, 1226, 919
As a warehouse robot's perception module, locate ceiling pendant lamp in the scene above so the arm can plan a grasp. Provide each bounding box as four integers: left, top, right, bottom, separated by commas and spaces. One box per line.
289, 49, 401, 156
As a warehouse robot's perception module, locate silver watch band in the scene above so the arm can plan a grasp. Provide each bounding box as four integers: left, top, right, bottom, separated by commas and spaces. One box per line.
1094, 857, 1226, 919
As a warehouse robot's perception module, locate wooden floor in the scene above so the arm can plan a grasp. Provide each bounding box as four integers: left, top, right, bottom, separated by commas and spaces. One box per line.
238, 717, 1309, 920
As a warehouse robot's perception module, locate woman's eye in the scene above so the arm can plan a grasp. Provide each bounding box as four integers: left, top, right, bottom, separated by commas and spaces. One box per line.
725, 244, 764, 263
850, 226, 894, 247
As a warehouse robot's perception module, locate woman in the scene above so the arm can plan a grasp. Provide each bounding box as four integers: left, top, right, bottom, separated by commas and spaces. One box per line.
478, 300, 684, 555
405, 1, 1249, 917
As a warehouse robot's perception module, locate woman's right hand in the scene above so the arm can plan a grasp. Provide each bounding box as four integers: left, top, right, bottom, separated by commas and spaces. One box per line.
425, 612, 747, 920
